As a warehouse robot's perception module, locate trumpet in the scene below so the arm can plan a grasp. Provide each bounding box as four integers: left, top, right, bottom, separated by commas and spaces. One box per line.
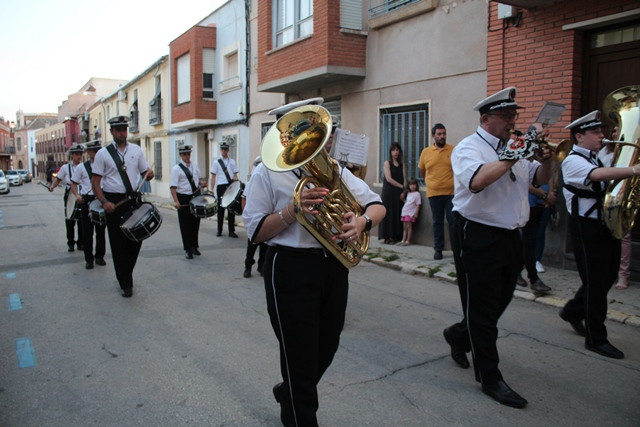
538, 139, 573, 163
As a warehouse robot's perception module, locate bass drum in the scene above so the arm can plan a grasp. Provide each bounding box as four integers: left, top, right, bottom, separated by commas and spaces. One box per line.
120, 202, 163, 242
190, 194, 217, 218
220, 181, 245, 215
89, 199, 106, 226
65, 191, 81, 221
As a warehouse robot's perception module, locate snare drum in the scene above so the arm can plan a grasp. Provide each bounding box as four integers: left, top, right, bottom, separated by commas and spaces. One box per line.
120, 202, 163, 242
89, 199, 106, 226
65, 192, 81, 221
190, 194, 217, 218
221, 181, 245, 215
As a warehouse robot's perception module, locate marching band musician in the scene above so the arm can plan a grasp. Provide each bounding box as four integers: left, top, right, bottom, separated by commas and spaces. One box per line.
443, 87, 553, 409
559, 111, 639, 359
242, 98, 385, 427
170, 145, 203, 259
91, 116, 154, 298
210, 141, 240, 238
70, 140, 106, 270
49, 143, 84, 252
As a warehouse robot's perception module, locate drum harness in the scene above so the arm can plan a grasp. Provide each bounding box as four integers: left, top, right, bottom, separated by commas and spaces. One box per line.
106, 144, 141, 208
178, 163, 199, 197
563, 151, 605, 221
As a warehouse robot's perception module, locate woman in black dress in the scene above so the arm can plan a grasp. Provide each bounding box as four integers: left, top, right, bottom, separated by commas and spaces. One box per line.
379, 142, 406, 244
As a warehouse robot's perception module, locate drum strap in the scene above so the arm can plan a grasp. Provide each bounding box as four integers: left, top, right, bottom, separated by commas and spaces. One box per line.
218, 158, 233, 183
84, 160, 92, 179
178, 163, 198, 194
106, 144, 135, 196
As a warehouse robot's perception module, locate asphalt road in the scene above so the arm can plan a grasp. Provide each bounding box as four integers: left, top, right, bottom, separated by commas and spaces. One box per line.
1, 183, 639, 426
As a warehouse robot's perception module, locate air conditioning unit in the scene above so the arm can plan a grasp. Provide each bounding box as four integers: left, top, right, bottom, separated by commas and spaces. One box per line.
118, 90, 127, 102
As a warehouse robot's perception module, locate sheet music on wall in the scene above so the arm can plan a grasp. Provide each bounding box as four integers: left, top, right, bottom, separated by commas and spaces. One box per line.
331, 128, 370, 166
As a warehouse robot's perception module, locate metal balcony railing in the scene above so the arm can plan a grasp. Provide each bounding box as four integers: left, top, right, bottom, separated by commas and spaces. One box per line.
369, 0, 421, 19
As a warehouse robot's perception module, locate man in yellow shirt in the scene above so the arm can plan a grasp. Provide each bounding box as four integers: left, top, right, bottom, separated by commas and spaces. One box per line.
418, 123, 454, 259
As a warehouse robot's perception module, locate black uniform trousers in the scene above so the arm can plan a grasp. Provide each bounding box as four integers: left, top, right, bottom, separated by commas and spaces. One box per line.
563, 217, 620, 346
176, 192, 200, 251
64, 189, 83, 248
245, 239, 267, 272
216, 184, 235, 234
104, 192, 142, 290
79, 195, 106, 264
264, 245, 348, 427
448, 213, 522, 385
521, 205, 544, 284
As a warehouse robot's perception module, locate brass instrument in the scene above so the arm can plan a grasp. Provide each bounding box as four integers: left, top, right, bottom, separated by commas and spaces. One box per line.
602, 85, 640, 239
540, 139, 573, 163
261, 104, 369, 268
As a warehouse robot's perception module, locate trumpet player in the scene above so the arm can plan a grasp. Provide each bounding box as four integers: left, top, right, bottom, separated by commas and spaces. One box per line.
242, 98, 385, 427
559, 111, 639, 359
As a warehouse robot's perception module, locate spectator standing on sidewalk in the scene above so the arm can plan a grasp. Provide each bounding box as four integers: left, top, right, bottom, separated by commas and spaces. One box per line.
378, 142, 405, 244
418, 123, 454, 260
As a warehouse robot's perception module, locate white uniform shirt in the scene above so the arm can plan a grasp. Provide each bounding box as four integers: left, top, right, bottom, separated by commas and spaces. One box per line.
562, 145, 603, 219
242, 163, 382, 248
56, 162, 80, 189
71, 161, 95, 196
92, 141, 149, 193
169, 161, 201, 194
451, 126, 540, 230
210, 157, 239, 186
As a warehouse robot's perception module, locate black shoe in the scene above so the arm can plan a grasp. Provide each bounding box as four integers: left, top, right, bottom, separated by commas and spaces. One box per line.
443, 327, 470, 369
185, 250, 194, 259
530, 279, 551, 294
121, 288, 133, 298
68, 246, 75, 252
193, 248, 201, 256
243, 268, 251, 278
481, 380, 528, 408
273, 383, 294, 427
85, 262, 94, 270
229, 232, 238, 238
216, 231, 222, 237
434, 251, 443, 260
516, 274, 527, 287
559, 308, 586, 337
585, 342, 624, 359
95, 258, 106, 266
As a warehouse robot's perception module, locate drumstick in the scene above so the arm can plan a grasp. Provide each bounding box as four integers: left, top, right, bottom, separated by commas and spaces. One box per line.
38, 180, 52, 190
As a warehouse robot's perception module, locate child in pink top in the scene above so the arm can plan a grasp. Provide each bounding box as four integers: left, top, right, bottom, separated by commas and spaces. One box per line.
399, 178, 421, 246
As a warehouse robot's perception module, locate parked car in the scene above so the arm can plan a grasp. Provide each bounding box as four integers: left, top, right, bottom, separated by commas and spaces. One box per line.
17, 169, 32, 183
6, 170, 23, 186
0, 170, 9, 194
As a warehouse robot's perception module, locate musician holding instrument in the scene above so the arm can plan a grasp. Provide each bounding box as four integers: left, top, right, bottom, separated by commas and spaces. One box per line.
70, 140, 106, 270
242, 98, 385, 426
443, 87, 553, 409
49, 143, 85, 252
170, 145, 203, 259
559, 111, 639, 359
91, 116, 154, 298
210, 141, 239, 238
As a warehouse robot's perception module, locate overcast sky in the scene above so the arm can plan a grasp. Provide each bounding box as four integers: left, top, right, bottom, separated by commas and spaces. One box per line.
0, 0, 225, 121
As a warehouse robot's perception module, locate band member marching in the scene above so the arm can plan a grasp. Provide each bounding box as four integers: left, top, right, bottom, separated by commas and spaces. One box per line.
49, 143, 84, 251
91, 116, 154, 298
70, 140, 107, 269
559, 110, 639, 359
243, 98, 386, 426
170, 145, 204, 259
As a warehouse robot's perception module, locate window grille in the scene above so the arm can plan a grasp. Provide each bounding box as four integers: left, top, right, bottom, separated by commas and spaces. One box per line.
154, 141, 162, 179
379, 104, 429, 184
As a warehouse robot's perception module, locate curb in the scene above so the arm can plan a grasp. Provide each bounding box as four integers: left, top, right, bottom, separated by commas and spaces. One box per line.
364, 249, 640, 329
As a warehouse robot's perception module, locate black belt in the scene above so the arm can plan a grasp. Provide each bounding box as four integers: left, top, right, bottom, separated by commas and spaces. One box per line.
83, 194, 96, 202
274, 244, 328, 256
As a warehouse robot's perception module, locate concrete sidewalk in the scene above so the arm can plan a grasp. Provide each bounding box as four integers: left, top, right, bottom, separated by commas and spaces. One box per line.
145, 193, 640, 328
364, 238, 640, 328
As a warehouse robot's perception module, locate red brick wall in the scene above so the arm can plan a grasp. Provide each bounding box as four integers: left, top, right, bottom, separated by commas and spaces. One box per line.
170, 25, 217, 124
487, 0, 637, 136
258, 0, 366, 87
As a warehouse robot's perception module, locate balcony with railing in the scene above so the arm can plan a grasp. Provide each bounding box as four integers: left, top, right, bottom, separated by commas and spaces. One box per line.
368, 0, 438, 29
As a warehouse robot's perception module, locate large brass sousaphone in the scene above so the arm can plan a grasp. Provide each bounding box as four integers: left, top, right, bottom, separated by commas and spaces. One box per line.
262, 104, 369, 268
602, 85, 640, 239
